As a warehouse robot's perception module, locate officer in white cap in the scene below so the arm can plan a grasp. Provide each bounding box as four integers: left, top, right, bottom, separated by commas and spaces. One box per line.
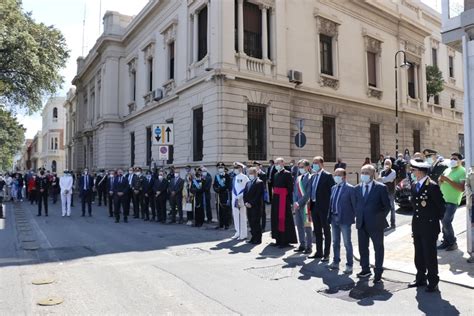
231, 162, 249, 240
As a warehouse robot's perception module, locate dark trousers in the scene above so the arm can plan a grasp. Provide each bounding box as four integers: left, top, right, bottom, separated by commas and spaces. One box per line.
51, 188, 58, 204
195, 206, 205, 226
268, 183, 273, 203
169, 195, 183, 222
358, 226, 384, 275
261, 205, 266, 231
29, 190, 37, 204
37, 192, 48, 215
248, 206, 262, 242
114, 194, 129, 220
98, 188, 107, 206
204, 191, 212, 221
217, 202, 231, 228
132, 192, 141, 217
413, 233, 439, 286
71, 192, 74, 207
0, 197, 3, 218
155, 195, 167, 222
312, 207, 331, 257
81, 190, 92, 215
108, 193, 114, 216
142, 193, 155, 220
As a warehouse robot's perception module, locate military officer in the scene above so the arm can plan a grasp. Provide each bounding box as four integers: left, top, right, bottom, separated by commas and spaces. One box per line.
423, 149, 447, 184
95, 169, 108, 206
408, 159, 446, 293
36, 168, 50, 216
213, 162, 232, 229
231, 162, 249, 240
142, 170, 155, 221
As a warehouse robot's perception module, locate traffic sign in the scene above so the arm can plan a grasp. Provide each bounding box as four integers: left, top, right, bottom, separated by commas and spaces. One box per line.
152, 124, 174, 145
158, 146, 169, 160
295, 132, 306, 148
296, 119, 304, 132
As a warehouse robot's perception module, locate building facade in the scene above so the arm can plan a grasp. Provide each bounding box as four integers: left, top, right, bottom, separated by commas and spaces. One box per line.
70, 0, 465, 173
15, 139, 33, 171
30, 131, 42, 171
40, 96, 66, 173
64, 87, 77, 171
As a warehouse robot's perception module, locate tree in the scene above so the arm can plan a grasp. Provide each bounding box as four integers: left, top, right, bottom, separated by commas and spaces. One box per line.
426, 65, 444, 102
0, 0, 69, 113
0, 106, 25, 170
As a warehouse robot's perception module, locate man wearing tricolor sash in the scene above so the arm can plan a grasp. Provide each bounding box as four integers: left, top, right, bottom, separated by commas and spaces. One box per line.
270, 158, 298, 247
231, 162, 249, 240
292, 159, 313, 254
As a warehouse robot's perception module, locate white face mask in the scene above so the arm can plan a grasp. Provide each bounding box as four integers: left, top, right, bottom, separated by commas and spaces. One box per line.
234, 169, 241, 175
109, 174, 114, 178
218, 168, 224, 173
248, 174, 256, 180
202, 172, 207, 177
174, 173, 180, 178
449, 159, 458, 168
426, 157, 434, 165
158, 175, 164, 180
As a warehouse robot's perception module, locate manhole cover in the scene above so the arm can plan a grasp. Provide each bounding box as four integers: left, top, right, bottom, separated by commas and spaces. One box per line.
245, 264, 297, 280
169, 247, 211, 257
32, 278, 55, 285
37, 297, 63, 306
22, 241, 40, 250
316, 279, 408, 302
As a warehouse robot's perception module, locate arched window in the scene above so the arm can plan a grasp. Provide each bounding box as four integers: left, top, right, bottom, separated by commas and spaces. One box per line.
53, 107, 58, 120
51, 160, 57, 172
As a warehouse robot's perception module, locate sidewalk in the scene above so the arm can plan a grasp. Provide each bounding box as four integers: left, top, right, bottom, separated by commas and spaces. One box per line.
355, 206, 474, 288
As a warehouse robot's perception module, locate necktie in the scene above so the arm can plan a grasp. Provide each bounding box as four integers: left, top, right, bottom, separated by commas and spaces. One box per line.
332, 185, 342, 214
416, 182, 421, 192
312, 174, 319, 201
119, 176, 122, 183
364, 184, 369, 198
85, 176, 88, 190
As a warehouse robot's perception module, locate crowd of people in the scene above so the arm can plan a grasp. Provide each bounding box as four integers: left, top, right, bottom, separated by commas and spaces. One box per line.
0, 148, 468, 293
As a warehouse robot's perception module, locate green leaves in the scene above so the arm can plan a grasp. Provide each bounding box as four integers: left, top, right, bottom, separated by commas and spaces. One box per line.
0, 107, 25, 170
0, 0, 69, 113
426, 65, 444, 102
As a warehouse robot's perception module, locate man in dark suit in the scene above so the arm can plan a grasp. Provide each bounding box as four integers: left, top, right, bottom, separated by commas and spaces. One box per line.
408, 159, 446, 292
78, 168, 94, 216
107, 170, 115, 217
131, 167, 144, 219
213, 162, 232, 229
308, 156, 335, 261
95, 169, 108, 206
334, 158, 347, 171
153, 169, 169, 223
201, 167, 213, 223
141, 170, 155, 221
168, 167, 184, 224
244, 167, 265, 244
328, 168, 356, 274
113, 168, 129, 223
35, 169, 50, 216
267, 160, 276, 203
253, 161, 268, 231
354, 164, 391, 283
292, 159, 313, 254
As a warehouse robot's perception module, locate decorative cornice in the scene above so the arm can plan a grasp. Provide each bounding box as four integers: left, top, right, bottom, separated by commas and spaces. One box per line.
315, 15, 340, 39
367, 87, 383, 100
365, 36, 382, 56
319, 74, 340, 90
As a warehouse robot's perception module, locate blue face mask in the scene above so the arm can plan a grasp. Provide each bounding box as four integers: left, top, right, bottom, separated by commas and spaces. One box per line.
299, 168, 307, 175
334, 176, 343, 184
248, 175, 255, 181
360, 174, 371, 184
275, 165, 282, 171
411, 173, 417, 182
312, 164, 320, 172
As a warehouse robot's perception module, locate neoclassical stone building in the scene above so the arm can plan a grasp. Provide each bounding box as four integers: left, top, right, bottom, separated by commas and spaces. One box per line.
70, 0, 464, 173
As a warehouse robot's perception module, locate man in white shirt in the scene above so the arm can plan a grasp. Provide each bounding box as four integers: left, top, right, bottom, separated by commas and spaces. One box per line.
60, 170, 73, 216
378, 159, 397, 229
231, 162, 249, 240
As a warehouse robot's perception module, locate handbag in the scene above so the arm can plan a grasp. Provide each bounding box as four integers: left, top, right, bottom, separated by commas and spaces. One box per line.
183, 202, 193, 211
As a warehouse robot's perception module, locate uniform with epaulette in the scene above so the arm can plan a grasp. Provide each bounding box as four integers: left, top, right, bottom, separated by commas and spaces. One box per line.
409, 159, 446, 292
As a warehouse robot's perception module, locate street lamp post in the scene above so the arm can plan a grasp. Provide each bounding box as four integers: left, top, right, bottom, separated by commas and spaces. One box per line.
394, 50, 411, 157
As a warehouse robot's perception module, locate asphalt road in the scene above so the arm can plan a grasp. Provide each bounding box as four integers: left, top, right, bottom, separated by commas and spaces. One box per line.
0, 199, 472, 315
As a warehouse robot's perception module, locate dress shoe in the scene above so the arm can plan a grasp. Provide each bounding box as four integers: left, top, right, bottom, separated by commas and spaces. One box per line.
252, 240, 262, 245
373, 274, 382, 283
328, 262, 339, 270
408, 280, 427, 288
45, 213, 48, 217
224, 226, 229, 230
115, 219, 119, 223
308, 252, 323, 259
446, 243, 458, 251
356, 270, 372, 278
124, 217, 128, 223
425, 285, 439, 292
437, 242, 449, 250
303, 248, 312, 254
321, 256, 330, 262
294, 246, 305, 253
343, 266, 353, 274
88, 213, 92, 217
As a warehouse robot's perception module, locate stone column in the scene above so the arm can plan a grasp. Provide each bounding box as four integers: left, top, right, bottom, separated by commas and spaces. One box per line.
237, 0, 244, 53
414, 64, 419, 100
261, 5, 268, 60
193, 12, 199, 63
206, 2, 210, 58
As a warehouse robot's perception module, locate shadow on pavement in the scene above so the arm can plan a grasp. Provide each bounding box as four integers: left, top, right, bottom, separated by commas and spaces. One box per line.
415, 287, 460, 315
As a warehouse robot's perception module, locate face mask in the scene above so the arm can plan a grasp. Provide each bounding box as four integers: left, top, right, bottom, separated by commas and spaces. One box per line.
234, 169, 241, 175
426, 157, 433, 165
312, 164, 320, 172
109, 174, 114, 177
135, 172, 140, 175
218, 168, 224, 173
84, 171, 88, 174
129, 170, 133, 174
360, 174, 371, 184
174, 173, 180, 178
40, 171, 45, 176
384, 165, 390, 170
158, 175, 164, 181
334, 176, 343, 184
299, 168, 307, 175
146, 174, 151, 179
202, 172, 207, 177
248, 174, 256, 180
449, 159, 458, 168
275, 165, 282, 171
411, 173, 417, 182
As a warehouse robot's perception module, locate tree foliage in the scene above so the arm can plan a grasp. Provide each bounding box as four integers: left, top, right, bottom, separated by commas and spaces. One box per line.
0, 0, 69, 113
426, 65, 444, 102
0, 107, 25, 170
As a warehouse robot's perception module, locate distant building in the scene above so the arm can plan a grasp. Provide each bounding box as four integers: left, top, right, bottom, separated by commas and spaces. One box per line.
30, 131, 42, 171
40, 96, 66, 173
64, 87, 77, 171
70, 0, 464, 173
16, 139, 33, 171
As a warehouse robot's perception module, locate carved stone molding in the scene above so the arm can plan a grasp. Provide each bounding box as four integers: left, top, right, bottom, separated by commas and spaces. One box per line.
403, 40, 424, 57
128, 58, 137, 73
162, 79, 176, 96
143, 43, 155, 61
430, 38, 439, 49
160, 19, 178, 45
316, 16, 339, 39
365, 36, 382, 56
319, 74, 339, 90
367, 87, 383, 100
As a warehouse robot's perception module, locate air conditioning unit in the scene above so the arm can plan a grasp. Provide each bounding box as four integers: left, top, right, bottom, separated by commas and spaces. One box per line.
288, 70, 303, 85
153, 88, 163, 101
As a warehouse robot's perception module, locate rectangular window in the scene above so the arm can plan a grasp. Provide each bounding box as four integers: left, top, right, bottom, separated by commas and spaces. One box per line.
146, 127, 152, 166
434, 94, 439, 104
243, 1, 262, 59
198, 6, 208, 61
367, 52, 377, 87
132, 71, 137, 101
459, 133, 465, 156
407, 66, 415, 98
449, 56, 454, 77
169, 42, 175, 80
451, 99, 456, 108
166, 119, 174, 165
193, 108, 204, 161
323, 116, 336, 162
432, 48, 438, 67
320, 34, 333, 76
413, 130, 421, 153
130, 132, 135, 166
370, 123, 380, 163
148, 58, 153, 92
247, 104, 266, 160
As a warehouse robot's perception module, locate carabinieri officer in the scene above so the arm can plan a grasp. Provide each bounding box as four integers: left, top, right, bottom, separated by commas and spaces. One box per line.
408, 159, 446, 293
